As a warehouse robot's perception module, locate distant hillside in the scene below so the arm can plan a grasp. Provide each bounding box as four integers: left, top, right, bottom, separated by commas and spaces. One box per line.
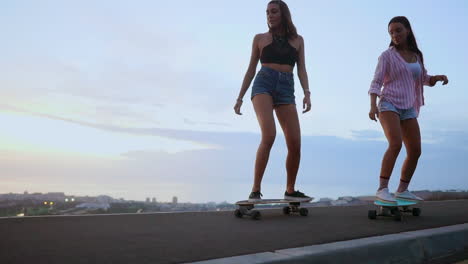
357, 190, 468, 202
413, 190, 468, 201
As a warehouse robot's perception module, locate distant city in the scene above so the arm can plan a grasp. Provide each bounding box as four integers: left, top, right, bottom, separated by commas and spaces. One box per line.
0, 191, 237, 217
0, 190, 467, 217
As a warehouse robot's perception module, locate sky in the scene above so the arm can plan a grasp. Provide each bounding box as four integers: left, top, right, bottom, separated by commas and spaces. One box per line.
1, 0, 467, 203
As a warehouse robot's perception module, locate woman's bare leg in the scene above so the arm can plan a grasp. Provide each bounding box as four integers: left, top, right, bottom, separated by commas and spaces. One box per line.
378, 111, 403, 190
251, 94, 276, 192
398, 118, 422, 192
275, 104, 301, 193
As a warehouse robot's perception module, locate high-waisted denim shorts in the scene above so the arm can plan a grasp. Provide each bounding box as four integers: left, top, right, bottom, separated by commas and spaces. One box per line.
251, 66, 295, 105
378, 100, 417, 120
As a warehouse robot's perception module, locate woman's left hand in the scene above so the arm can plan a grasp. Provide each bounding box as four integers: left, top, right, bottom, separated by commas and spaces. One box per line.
234, 99, 243, 115
436, 75, 449, 85
303, 94, 311, 114
432, 75, 448, 85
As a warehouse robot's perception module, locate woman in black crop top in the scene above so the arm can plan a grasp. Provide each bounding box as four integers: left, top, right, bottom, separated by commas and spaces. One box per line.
234, 0, 312, 201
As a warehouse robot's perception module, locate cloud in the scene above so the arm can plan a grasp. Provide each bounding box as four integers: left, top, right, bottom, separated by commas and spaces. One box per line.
1, 125, 468, 202
183, 117, 230, 127
0, 105, 239, 155
350, 129, 384, 140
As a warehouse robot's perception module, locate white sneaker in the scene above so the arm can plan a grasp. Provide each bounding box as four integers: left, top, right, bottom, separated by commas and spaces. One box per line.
376, 188, 397, 204
395, 190, 424, 202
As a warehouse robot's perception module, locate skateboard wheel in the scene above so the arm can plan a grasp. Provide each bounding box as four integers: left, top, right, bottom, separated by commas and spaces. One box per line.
251, 210, 261, 220
393, 210, 402, 221
283, 206, 291, 215
299, 208, 308, 216
234, 209, 243, 218
368, 210, 377, 220
381, 207, 391, 216
412, 208, 421, 216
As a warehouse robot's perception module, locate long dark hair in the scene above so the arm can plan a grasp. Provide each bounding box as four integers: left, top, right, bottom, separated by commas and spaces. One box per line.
388, 16, 424, 65
268, 0, 298, 39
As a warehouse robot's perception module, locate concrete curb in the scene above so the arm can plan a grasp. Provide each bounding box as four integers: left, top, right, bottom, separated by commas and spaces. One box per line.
188, 223, 468, 264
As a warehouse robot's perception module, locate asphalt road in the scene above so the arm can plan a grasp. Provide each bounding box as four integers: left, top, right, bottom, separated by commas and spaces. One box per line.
1, 200, 467, 264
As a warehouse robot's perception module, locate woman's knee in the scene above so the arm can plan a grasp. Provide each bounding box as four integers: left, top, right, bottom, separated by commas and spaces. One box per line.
408, 146, 422, 159
261, 133, 276, 148
287, 138, 301, 154
387, 140, 402, 153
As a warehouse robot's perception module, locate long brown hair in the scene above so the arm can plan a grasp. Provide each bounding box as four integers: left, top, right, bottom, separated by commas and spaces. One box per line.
388, 16, 424, 65
268, 0, 298, 39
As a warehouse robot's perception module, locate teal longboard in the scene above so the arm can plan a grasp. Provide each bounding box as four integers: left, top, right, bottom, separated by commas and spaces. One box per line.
368, 199, 421, 221
235, 198, 313, 220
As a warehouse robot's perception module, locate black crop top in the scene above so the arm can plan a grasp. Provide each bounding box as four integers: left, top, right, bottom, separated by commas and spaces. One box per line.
260, 35, 298, 67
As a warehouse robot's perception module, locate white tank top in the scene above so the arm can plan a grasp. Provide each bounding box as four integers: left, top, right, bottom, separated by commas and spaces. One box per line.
406, 61, 422, 80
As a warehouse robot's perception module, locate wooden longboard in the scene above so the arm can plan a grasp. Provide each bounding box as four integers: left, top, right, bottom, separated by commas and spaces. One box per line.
236, 198, 313, 206
234, 198, 313, 220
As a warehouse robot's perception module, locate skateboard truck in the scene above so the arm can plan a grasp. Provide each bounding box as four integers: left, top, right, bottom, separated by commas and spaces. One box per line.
368, 199, 421, 221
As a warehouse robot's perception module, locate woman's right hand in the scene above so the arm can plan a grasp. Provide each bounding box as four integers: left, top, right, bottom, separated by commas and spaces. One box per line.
234, 99, 243, 115
369, 104, 379, 122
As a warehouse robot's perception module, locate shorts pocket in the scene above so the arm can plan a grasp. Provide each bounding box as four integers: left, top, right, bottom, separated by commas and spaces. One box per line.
253, 72, 273, 87
256, 70, 271, 78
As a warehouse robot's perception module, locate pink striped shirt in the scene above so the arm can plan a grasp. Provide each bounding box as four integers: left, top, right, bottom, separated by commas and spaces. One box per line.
369, 46, 434, 116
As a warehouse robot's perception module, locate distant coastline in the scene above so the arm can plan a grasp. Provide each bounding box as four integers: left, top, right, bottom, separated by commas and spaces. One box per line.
1, 190, 467, 217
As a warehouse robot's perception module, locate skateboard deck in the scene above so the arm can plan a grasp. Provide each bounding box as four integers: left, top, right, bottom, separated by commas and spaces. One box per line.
236, 198, 313, 205
374, 199, 417, 207
235, 198, 313, 220
369, 198, 421, 221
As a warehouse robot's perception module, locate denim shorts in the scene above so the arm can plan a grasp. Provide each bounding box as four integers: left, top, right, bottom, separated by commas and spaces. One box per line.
378, 100, 417, 120
251, 66, 295, 105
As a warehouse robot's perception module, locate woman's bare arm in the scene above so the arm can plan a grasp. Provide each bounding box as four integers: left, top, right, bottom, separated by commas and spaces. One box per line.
234, 34, 261, 115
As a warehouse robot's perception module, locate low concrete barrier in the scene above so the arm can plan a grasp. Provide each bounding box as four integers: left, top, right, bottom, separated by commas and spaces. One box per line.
189, 223, 468, 264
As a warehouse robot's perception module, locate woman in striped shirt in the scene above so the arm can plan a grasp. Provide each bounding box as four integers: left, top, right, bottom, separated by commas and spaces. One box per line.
368, 16, 448, 203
